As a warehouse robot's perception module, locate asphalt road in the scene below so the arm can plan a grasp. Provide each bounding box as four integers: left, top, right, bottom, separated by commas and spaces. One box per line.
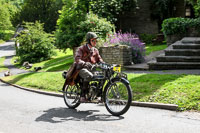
0, 41, 15, 57
0, 41, 29, 77
0, 81, 200, 133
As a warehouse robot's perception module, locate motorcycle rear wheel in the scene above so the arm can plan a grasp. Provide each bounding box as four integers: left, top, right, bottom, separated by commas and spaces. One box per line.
63, 84, 81, 109
104, 78, 132, 116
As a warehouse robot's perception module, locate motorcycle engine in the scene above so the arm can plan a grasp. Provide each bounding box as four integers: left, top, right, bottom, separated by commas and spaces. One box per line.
88, 82, 98, 100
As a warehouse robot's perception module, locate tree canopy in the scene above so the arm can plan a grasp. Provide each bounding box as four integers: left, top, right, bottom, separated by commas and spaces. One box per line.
90, 0, 137, 23
15, 0, 63, 32
186, 0, 200, 17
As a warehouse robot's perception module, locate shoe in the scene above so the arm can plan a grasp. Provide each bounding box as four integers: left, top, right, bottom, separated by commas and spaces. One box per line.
80, 97, 88, 103
95, 97, 103, 103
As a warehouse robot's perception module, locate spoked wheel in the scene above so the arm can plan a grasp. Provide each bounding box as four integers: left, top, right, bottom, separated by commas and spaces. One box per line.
104, 78, 132, 116
63, 84, 81, 109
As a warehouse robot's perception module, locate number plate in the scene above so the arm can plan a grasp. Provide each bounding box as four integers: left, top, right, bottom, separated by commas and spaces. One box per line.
113, 66, 121, 72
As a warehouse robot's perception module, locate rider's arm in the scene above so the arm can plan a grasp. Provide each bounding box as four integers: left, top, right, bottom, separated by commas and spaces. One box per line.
96, 50, 104, 63
75, 46, 86, 68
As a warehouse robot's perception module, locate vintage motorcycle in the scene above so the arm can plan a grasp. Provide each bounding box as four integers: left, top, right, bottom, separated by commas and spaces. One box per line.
61, 63, 132, 116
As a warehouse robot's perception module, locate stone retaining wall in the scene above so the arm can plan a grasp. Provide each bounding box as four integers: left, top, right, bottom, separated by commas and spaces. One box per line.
166, 28, 200, 45
99, 45, 132, 66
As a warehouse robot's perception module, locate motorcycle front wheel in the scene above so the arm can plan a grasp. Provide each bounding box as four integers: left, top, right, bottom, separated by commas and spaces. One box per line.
63, 84, 81, 109
104, 78, 132, 116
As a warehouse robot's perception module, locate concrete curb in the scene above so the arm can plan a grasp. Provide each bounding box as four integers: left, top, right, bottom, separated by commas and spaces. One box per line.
0, 78, 178, 111
131, 101, 178, 111
0, 78, 63, 98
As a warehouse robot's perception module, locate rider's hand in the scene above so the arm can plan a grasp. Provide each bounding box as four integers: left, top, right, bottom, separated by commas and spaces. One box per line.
84, 62, 92, 69
98, 62, 106, 68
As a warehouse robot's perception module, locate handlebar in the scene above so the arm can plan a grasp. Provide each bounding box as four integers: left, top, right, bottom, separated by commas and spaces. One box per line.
96, 62, 111, 70
93, 63, 120, 71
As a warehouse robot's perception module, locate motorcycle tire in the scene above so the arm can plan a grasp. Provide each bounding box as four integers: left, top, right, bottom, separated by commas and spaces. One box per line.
63, 84, 81, 109
104, 78, 132, 116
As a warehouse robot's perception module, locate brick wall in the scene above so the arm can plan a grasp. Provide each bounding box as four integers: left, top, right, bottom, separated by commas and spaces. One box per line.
119, 0, 158, 34
118, 0, 185, 34
99, 45, 132, 66
174, 0, 185, 17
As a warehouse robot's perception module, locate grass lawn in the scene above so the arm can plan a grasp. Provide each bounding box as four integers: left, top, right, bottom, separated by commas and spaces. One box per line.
2, 72, 200, 111
0, 40, 5, 44
128, 74, 200, 111
12, 49, 74, 72
2, 72, 65, 92
145, 44, 167, 55
0, 57, 8, 72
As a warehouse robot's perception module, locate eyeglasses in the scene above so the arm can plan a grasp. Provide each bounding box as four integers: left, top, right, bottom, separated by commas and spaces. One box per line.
91, 39, 97, 43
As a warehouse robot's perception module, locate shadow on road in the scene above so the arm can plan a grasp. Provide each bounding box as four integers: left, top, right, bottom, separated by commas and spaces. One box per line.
35, 107, 124, 123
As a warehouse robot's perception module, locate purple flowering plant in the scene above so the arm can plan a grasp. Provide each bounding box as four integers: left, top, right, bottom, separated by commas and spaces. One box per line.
104, 32, 145, 64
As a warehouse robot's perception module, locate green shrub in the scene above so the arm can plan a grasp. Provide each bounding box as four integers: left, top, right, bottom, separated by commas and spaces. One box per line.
186, 0, 200, 17
0, 1, 17, 41
56, 4, 115, 50
139, 34, 156, 44
16, 22, 56, 63
3, 1, 19, 25
0, 30, 14, 41
162, 17, 200, 37
79, 13, 115, 41
0, 4, 12, 31
0, 39, 4, 44
0, 3, 14, 41
55, 0, 87, 50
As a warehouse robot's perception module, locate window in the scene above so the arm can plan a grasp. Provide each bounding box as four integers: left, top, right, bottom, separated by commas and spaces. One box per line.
185, 7, 191, 17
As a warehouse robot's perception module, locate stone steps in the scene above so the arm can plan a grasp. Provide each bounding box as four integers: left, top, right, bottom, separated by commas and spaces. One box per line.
165, 49, 200, 56
181, 37, 200, 44
156, 54, 200, 62
148, 37, 200, 70
172, 43, 200, 49
148, 60, 200, 70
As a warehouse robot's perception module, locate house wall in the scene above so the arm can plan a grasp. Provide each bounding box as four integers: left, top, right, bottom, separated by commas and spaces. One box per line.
174, 0, 186, 17
118, 0, 185, 35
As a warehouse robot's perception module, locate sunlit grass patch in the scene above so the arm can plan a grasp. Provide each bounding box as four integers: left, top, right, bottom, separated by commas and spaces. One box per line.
2, 72, 65, 92
12, 48, 74, 71
129, 74, 200, 111
145, 44, 167, 55
0, 40, 5, 44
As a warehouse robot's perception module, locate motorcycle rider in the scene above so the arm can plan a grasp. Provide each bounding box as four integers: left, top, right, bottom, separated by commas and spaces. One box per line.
75, 32, 104, 102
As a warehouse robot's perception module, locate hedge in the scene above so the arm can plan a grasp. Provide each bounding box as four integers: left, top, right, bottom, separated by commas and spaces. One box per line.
162, 17, 200, 37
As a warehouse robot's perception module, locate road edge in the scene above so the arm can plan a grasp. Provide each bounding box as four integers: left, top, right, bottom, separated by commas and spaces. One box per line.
0, 78, 178, 111
0, 78, 62, 98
